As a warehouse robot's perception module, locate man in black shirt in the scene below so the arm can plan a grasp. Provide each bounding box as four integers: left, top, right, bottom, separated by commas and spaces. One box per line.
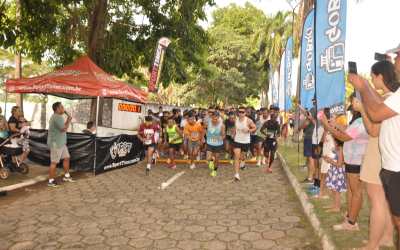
260, 111, 280, 173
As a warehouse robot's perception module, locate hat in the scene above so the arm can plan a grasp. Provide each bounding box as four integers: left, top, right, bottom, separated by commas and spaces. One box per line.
335, 115, 347, 127
386, 43, 400, 54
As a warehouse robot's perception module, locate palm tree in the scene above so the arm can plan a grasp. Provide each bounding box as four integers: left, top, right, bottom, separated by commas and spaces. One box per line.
252, 11, 293, 106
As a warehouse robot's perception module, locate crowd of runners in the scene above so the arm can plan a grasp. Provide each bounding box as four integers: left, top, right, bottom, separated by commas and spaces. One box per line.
138, 105, 286, 181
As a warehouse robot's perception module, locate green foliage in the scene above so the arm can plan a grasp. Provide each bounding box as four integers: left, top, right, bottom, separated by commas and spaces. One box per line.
0, 0, 215, 87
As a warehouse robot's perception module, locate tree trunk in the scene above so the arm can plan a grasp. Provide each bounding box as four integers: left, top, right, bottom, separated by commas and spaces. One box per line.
88, 0, 108, 126
15, 0, 23, 111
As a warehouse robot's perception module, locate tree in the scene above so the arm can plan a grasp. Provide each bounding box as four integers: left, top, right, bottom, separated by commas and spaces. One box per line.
252, 11, 293, 106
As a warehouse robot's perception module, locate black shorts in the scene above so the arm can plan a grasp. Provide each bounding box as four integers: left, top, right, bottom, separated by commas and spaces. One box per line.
263, 138, 278, 153
380, 169, 400, 216
345, 164, 361, 174
169, 143, 182, 151
144, 143, 156, 151
251, 135, 264, 145
226, 136, 234, 144
311, 144, 322, 160
207, 144, 224, 153
233, 142, 250, 152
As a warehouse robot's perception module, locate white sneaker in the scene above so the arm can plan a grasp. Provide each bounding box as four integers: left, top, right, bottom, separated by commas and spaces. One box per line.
256, 160, 262, 167
63, 176, 75, 183
190, 164, 196, 170
234, 173, 240, 181
240, 161, 245, 170
146, 165, 151, 171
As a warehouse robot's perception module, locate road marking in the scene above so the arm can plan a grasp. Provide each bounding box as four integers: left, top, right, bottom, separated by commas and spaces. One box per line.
161, 171, 185, 190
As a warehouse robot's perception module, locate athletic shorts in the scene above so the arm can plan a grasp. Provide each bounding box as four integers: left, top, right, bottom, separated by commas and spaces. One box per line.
311, 144, 321, 160
169, 143, 182, 151
233, 141, 250, 152
207, 144, 224, 153
144, 143, 156, 151
345, 164, 361, 174
50, 145, 70, 163
263, 139, 277, 153
226, 136, 234, 144
380, 169, 400, 216
303, 138, 313, 157
188, 141, 200, 152
251, 135, 264, 145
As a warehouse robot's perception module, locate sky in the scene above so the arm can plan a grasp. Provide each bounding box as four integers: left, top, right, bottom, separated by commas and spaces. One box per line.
204, 0, 400, 75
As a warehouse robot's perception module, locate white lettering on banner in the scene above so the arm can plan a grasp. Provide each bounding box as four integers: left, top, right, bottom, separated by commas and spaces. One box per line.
9, 84, 82, 93
48, 70, 88, 77
330, 104, 345, 115
286, 49, 292, 96
110, 141, 133, 160
320, 0, 345, 73
154, 46, 163, 67
103, 158, 141, 170
303, 27, 315, 90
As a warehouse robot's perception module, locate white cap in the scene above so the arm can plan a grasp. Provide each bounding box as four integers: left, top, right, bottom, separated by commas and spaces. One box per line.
386, 43, 400, 54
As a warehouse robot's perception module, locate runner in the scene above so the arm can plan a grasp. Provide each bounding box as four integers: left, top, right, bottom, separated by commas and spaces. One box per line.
205, 111, 225, 177
184, 113, 205, 169
233, 107, 256, 181
224, 111, 236, 162
165, 116, 183, 169
260, 110, 280, 173
254, 107, 269, 167
138, 116, 160, 174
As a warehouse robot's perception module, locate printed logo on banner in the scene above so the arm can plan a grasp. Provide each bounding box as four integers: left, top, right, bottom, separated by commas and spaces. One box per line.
315, 0, 347, 109
110, 141, 133, 160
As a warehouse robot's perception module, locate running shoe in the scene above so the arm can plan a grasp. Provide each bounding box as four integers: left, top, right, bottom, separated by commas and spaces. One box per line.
48, 180, 59, 188
170, 165, 177, 170
63, 176, 75, 183
240, 161, 246, 170
210, 170, 217, 177
208, 161, 214, 170
146, 165, 151, 175
190, 164, 196, 170
301, 178, 314, 184
234, 173, 240, 181
333, 221, 360, 231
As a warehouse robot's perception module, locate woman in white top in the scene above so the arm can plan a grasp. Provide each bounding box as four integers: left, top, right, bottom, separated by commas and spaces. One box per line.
233, 107, 256, 181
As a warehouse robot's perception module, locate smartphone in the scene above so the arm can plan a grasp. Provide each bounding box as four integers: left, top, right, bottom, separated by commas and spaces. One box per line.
348, 61, 358, 74
375, 52, 387, 62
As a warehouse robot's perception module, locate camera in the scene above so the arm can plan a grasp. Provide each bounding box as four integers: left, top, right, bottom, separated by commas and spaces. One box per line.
374, 53, 387, 62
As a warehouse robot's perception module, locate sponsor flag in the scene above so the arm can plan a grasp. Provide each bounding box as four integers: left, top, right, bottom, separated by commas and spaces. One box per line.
279, 51, 285, 110
300, 9, 315, 109
284, 37, 293, 111
315, 0, 347, 110
148, 37, 171, 92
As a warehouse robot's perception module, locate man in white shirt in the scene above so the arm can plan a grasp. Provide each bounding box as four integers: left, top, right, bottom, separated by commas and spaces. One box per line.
349, 47, 400, 248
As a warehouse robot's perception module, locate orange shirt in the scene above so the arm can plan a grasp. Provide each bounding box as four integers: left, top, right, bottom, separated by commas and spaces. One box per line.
184, 122, 204, 142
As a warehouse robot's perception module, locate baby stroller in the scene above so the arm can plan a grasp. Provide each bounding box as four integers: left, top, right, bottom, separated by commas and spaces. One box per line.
0, 133, 29, 180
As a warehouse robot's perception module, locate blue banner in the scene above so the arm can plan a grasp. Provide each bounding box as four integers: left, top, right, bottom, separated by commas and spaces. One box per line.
284, 37, 293, 111
315, 0, 347, 110
300, 9, 315, 109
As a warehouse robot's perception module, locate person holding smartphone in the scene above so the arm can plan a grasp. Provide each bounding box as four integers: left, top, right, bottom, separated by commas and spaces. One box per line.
47, 102, 74, 187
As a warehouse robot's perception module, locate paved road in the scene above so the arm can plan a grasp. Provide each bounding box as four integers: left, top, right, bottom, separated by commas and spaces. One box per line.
0, 160, 320, 250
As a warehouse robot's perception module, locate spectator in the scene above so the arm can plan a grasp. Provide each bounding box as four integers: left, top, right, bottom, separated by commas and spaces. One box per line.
8, 106, 22, 135
298, 100, 317, 184
82, 121, 96, 135
47, 102, 74, 187
349, 58, 400, 249
320, 96, 369, 231
353, 61, 396, 249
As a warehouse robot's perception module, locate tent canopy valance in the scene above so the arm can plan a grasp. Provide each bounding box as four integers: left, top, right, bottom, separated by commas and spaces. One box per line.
5, 56, 147, 103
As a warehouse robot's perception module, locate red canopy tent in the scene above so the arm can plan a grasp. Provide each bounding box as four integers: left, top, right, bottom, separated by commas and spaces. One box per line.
5, 55, 147, 103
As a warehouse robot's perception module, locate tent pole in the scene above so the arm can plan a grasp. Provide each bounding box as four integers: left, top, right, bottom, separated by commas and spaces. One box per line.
93, 96, 100, 176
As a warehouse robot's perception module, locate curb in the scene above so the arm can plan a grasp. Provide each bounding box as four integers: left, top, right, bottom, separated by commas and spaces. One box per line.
0, 174, 48, 192
277, 152, 336, 250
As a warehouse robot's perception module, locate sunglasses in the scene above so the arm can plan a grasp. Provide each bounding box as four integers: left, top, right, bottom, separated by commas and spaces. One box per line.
238, 111, 245, 114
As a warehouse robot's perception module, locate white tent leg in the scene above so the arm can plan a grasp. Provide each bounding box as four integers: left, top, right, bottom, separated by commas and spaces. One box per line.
93, 96, 100, 176
4, 91, 8, 119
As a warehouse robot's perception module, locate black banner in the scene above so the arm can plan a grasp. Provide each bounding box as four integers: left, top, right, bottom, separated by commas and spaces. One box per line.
29, 129, 95, 171
95, 134, 145, 174
28, 129, 144, 174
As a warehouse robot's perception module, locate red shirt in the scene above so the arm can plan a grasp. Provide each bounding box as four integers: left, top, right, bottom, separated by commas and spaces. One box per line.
139, 123, 160, 145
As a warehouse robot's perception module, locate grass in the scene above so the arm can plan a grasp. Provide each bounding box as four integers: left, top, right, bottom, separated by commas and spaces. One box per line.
279, 142, 395, 250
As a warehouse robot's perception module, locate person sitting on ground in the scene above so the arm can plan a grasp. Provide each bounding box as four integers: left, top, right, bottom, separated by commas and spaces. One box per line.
82, 121, 96, 135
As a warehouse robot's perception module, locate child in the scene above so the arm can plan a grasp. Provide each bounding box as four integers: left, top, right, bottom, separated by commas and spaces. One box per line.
324, 138, 346, 212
